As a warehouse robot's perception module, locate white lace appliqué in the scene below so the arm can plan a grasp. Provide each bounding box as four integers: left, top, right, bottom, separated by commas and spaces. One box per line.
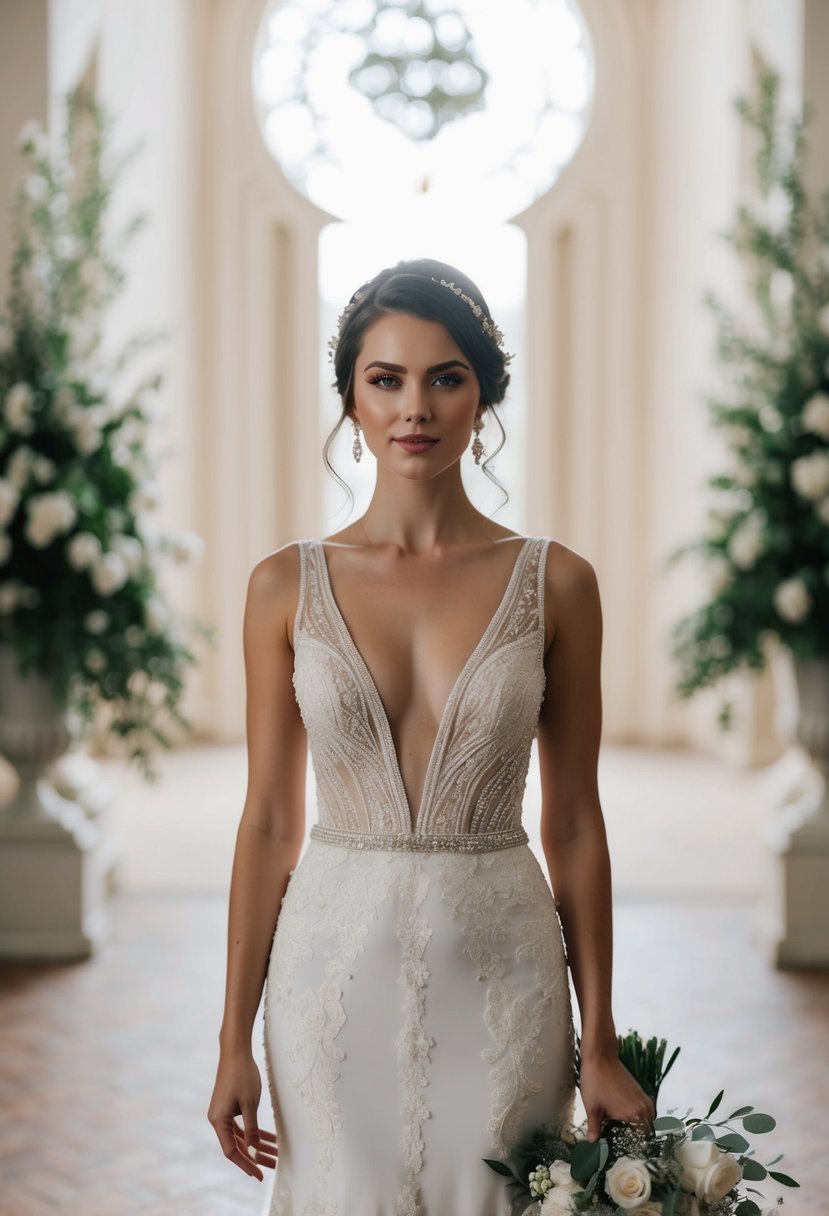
438, 846, 573, 1157
267, 844, 398, 1208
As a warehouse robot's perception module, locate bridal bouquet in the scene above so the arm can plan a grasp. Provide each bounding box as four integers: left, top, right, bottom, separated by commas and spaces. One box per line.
484, 1032, 799, 1216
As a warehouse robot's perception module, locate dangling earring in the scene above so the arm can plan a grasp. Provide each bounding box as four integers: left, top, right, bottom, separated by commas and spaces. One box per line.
471, 417, 484, 465
352, 418, 363, 463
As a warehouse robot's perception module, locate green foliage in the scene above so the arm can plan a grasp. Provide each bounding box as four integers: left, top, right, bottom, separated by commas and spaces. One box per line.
667, 64, 829, 721
0, 88, 213, 780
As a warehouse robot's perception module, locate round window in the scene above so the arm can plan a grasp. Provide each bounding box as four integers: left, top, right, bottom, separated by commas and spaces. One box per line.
252, 0, 595, 223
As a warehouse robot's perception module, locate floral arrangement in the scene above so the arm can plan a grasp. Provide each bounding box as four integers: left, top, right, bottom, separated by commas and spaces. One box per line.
666, 65, 829, 730
485, 1031, 799, 1215
0, 87, 213, 779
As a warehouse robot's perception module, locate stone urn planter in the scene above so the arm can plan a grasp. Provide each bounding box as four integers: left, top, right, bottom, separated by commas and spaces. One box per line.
0, 643, 108, 959
763, 655, 829, 968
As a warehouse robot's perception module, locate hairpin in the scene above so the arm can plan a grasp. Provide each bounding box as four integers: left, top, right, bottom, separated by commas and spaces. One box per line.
431, 278, 514, 363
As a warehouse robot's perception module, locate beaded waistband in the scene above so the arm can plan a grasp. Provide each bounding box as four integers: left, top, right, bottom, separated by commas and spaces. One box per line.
309, 823, 529, 853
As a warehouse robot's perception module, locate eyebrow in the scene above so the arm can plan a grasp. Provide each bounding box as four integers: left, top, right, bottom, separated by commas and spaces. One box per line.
363, 359, 471, 374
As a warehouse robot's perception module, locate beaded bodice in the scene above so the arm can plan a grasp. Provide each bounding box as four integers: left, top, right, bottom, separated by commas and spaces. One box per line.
292, 536, 550, 844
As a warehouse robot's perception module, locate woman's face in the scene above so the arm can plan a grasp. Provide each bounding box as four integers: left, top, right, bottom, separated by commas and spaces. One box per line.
350, 311, 484, 480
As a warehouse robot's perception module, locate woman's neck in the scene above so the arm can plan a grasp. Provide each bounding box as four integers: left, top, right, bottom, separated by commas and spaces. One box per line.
357, 463, 490, 553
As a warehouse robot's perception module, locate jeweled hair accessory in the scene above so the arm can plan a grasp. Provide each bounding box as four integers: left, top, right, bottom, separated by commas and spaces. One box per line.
328, 289, 366, 364
431, 278, 514, 363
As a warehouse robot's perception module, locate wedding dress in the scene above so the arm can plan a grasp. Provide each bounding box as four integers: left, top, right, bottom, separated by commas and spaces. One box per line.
263, 535, 576, 1215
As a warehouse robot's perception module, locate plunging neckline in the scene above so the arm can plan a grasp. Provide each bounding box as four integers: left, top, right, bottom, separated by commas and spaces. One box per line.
313, 536, 533, 834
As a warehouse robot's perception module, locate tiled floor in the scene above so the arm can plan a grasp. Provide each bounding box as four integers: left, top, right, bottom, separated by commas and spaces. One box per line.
0, 744, 827, 1215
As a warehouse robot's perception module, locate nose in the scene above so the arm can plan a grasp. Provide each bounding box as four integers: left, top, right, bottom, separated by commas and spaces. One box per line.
403, 386, 432, 422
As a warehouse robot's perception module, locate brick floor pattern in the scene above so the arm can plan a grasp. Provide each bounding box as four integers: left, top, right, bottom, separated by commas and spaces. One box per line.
0, 892, 826, 1215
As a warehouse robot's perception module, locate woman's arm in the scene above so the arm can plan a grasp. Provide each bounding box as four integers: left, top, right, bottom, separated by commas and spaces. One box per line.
208, 543, 308, 1179
537, 544, 655, 1141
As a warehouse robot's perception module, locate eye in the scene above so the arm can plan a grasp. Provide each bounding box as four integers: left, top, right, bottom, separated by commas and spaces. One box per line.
433, 372, 463, 387
367, 373, 400, 389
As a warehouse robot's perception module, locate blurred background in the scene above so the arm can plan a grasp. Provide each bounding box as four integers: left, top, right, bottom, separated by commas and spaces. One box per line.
0, 1, 828, 1213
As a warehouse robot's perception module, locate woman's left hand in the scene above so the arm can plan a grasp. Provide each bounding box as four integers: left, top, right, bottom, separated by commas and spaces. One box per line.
578, 1051, 657, 1142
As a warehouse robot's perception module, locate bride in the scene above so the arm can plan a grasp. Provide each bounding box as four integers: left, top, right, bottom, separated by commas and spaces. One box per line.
208, 257, 655, 1214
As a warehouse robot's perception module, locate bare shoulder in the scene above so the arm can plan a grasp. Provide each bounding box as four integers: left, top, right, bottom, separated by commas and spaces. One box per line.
246, 541, 303, 646
542, 539, 602, 650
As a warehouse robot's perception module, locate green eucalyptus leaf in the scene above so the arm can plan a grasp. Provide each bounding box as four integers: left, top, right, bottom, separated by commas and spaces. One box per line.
768, 1170, 800, 1187
734, 1200, 762, 1216
740, 1158, 768, 1181
742, 1112, 776, 1133
716, 1131, 750, 1153
570, 1138, 604, 1182
706, 1088, 724, 1117
482, 1158, 516, 1179
691, 1123, 716, 1140
728, 1105, 754, 1119
653, 1116, 685, 1134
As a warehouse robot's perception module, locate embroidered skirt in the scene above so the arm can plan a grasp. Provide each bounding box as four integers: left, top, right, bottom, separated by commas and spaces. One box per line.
263, 837, 575, 1216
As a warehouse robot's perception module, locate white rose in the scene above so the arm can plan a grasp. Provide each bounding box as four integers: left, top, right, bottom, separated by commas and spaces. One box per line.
774, 575, 812, 623
727, 513, 764, 570
90, 551, 129, 596
604, 1155, 651, 1209
17, 119, 50, 157
791, 450, 829, 501
0, 318, 13, 356
70, 413, 104, 457
817, 495, 829, 525
24, 490, 78, 548
0, 580, 23, 613
67, 532, 103, 571
547, 1160, 580, 1193
32, 455, 56, 484
4, 382, 35, 434
124, 624, 145, 648
675, 1139, 718, 1194
818, 301, 829, 337
0, 478, 20, 527
24, 174, 49, 203
802, 391, 829, 439
83, 609, 110, 634
111, 534, 145, 578
539, 1189, 575, 1215
636, 1205, 663, 1216
6, 447, 33, 490
759, 404, 783, 433
699, 1150, 742, 1203
85, 648, 107, 675
129, 483, 163, 514
0, 533, 11, 565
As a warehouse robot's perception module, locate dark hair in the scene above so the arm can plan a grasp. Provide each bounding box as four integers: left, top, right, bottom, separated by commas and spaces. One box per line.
323, 257, 511, 511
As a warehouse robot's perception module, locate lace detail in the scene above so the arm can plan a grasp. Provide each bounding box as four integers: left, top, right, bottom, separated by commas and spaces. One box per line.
268, 844, 398, 1200
293, 536, 550, 840
395, 859, 434, 1216
438, 846, 574, 1156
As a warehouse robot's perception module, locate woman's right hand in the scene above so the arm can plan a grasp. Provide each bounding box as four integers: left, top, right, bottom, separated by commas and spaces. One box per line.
207, 1047, 278, 1181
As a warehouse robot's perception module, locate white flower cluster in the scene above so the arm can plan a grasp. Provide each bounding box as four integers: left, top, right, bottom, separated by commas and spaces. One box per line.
727, 509, 765, 571
527, 1159, 581, 1214
674, 1139, 743, 1206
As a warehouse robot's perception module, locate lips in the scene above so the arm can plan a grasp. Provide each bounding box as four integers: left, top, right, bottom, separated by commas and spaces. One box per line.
393, 435, 439, 453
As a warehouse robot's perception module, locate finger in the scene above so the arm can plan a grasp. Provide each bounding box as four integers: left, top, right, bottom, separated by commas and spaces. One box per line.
232, 1121, 278, 1166
239, 1104, 261, 1151
586, 1110, 604, 1142
214, 1122, 264, 1180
